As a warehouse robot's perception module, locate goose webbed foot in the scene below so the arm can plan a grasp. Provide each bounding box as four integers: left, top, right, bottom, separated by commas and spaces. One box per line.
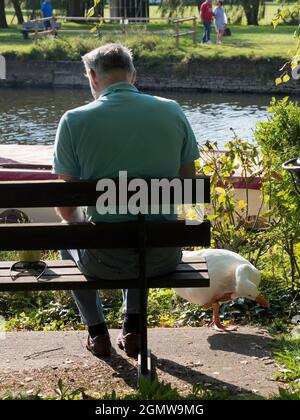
211, 320, 238, 332
211, 303, 238, 332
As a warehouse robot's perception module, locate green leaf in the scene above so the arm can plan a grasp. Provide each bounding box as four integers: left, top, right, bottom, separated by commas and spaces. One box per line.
273, 18, 279, 30
87, 0, 102, 17
282, 74, 291, 83
215, 187, 226, 194
203, 165, 212, 175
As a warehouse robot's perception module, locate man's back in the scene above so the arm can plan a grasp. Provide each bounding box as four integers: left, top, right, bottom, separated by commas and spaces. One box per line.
54, 82, 198, 223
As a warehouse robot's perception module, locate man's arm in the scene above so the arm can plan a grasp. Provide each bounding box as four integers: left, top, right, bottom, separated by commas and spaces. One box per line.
179, 161, 196, 178
53, 112, 82, 223
200, 10, 204, 23
55, 175, 85, 222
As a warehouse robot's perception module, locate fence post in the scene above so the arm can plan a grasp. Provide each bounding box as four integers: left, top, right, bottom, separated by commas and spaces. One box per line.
50, 17, 55, 35
34, 19, 38, 42
175, 21, 179, 48
193, 16, 197, 44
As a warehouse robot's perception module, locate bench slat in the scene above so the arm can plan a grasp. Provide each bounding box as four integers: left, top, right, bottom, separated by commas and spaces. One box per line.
0, 177, 210, 207
0, 260, 76, 269
0, 263, 207, 277
0, 258, 207, 268
0, 258, 209, 291
0, 221, 211, 250
0, 272, 209, 291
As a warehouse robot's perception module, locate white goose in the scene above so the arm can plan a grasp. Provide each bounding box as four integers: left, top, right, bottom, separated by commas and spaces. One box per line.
174, 249, 270, 332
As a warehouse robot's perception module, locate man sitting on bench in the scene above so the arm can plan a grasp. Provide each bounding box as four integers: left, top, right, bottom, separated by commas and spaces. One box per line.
52, 43, 200, 359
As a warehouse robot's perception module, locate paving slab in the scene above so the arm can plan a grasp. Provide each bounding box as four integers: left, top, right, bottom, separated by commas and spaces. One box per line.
0, 327, 279, 398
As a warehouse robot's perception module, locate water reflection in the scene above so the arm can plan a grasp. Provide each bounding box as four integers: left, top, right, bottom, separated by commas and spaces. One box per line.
0, 87, 275, 147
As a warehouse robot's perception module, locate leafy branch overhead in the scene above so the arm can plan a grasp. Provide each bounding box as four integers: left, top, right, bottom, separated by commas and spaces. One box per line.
87, 0, 102, 18
273, 1, 300, 85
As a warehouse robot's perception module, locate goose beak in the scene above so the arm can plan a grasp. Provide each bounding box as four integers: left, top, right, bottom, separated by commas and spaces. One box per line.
255, 295, 270, 308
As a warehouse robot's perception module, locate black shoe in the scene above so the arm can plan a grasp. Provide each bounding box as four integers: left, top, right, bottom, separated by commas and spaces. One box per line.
116, 332, 140, 357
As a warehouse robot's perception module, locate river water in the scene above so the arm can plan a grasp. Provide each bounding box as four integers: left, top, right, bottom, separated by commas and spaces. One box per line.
0, 87, 277, 147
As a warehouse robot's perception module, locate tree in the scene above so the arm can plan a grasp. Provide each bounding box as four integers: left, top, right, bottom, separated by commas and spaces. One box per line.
110, 0, 149, 19
239, 0, 261, 26
12, 0, 24, 24
67, 0, 84, 17
0, 0, 8, 28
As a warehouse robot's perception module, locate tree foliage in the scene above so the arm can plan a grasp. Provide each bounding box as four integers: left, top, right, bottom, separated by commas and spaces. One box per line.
0, 0, 8, 28
12, 0, 24, 24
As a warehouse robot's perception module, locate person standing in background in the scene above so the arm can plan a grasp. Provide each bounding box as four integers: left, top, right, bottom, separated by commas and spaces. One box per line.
214, 1, 227, 44
199, 0, 214, 44
40, 0, 53, 30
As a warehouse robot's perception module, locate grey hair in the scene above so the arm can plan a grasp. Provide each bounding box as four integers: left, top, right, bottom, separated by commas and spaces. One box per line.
82, 43, 135, 77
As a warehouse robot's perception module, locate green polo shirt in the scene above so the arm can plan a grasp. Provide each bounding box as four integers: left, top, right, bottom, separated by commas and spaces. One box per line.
53, 82, 199, 220
53, 83, 199, 278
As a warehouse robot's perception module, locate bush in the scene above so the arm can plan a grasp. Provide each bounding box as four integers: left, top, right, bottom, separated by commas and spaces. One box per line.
255, 97, 300, 159
255, 97, 300, 289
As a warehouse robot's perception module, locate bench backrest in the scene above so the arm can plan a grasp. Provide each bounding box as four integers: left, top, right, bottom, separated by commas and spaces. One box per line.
0, 177, 210, 251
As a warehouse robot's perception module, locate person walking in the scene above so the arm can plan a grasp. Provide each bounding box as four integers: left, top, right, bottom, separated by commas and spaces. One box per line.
199, 0, 214, 44
214, 1, 227, 45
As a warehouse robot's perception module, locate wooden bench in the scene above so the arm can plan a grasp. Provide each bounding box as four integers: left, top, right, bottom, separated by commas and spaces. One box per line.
0, 177, 210, 383
21, 20, 61, 40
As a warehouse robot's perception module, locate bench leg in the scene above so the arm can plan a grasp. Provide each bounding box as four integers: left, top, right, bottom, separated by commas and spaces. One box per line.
137, 286, 152, 385
138, 349, 152, 384
137, 213, 152, 385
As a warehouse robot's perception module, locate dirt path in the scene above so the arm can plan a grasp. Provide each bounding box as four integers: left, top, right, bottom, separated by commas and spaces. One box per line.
0, 327, 280, 398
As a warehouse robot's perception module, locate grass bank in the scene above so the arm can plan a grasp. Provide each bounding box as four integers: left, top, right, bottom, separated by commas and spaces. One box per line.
0, 24, 297, 63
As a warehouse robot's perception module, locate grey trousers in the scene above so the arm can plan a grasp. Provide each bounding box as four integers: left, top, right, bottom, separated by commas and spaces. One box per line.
61, 249, 142, 326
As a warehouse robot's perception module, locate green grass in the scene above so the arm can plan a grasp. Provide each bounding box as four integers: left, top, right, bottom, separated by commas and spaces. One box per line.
272, 334, 300, 388
0, 23, 297, 62
1, 375, 299, 400
0, 3, 298, 60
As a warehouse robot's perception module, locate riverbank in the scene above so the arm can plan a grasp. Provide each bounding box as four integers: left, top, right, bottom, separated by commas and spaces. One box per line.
0, 55, 299, 94
1, 24, 299, 93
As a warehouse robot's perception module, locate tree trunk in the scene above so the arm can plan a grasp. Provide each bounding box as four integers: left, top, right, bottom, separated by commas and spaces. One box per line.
12, 0, 24, 24
110, 0, 149, 19
67, 0, 84, 17
0, 0, 8, 28
241, 0, 260, 26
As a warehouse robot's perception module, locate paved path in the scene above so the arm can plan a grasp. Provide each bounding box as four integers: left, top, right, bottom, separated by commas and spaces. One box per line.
0, 327, 280, 398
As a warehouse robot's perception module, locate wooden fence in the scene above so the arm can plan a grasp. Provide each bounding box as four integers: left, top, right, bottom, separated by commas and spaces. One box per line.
26, 15, 198, 48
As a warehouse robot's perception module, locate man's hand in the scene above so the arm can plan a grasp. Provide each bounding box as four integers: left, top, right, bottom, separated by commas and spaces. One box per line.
55, 175, 85, 223
179, 161, 196, 178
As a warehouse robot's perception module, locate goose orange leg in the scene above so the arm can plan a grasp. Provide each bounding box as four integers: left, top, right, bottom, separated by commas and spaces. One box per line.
211, 303, 238, 332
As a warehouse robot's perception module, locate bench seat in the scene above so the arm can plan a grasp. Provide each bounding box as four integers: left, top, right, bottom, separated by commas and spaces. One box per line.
0, 255, 209, 292
21, 22, 61, 39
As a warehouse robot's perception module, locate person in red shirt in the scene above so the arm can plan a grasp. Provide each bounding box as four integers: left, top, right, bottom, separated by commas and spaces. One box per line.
199, 0, 215, 44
